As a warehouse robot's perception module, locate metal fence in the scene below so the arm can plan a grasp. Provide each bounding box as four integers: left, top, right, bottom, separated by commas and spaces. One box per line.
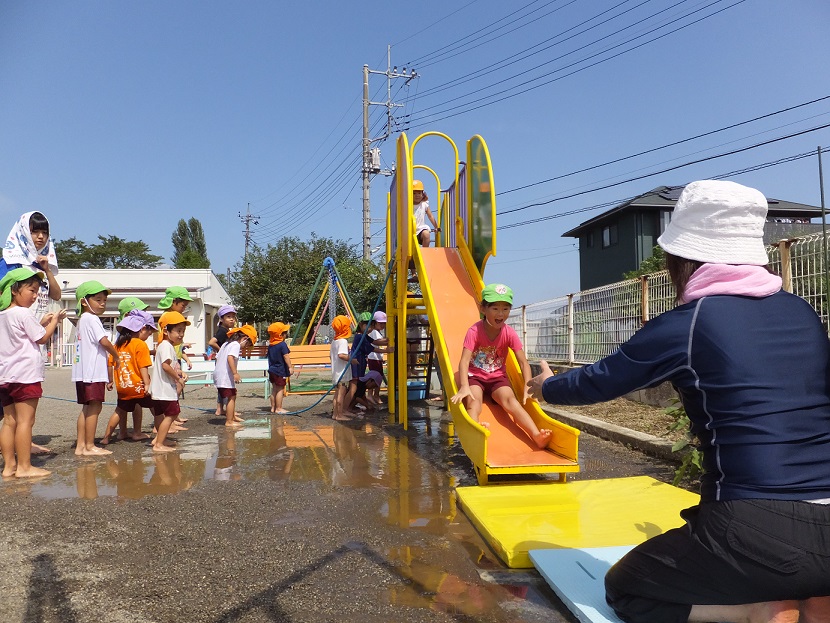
510, 231, 830, 364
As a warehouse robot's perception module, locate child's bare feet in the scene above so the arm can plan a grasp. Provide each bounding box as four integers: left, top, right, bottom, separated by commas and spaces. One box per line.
225, 421, 243, 428
233, 415, 244, 423
99, 435, 110, 445
130, 432, 151, 441
275, 409, 288, 414
533, 429, 552, 449
15, 466, 51, 478
152, 443, 177, 453
177, 417, 188, 423
30, 443, 53, 455
82, 446, 112, 456
2, 463, 16, 478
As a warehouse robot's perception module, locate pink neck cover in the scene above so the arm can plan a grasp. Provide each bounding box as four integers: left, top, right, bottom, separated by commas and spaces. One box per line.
681, 263, 782, 304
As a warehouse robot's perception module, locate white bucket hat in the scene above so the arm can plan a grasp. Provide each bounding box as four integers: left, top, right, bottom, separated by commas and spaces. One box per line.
657, 180, 769, 265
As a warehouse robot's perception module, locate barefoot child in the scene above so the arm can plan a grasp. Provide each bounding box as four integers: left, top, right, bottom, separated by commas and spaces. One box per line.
366, 311, 388, 404
345, 312, 393, 411
149, 311, 189, 452
209, 305, 238, 416
0, 268, 66, 477
330, 315, 356, 421
450, 284, 551, 449
157, 286, 192, 429
267, 322, 292, 413
72, 280, 119, 456
213, 325, 257, 427
102, 310, 157, 444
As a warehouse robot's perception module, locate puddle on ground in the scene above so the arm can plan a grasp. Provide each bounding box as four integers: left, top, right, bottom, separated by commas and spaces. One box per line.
4, 404, 570, 620
17, 409, 465, 503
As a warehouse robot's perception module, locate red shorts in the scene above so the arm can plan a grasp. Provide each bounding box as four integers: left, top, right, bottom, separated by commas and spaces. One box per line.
268, 373, 287, 387
367, 359, 383, 374
468, 375, 512, 397
76, 381, 106, 405
217, 387, 237, 400
116, 396, 154, 412
0, 382, 43, 407
153, 400, 181, 418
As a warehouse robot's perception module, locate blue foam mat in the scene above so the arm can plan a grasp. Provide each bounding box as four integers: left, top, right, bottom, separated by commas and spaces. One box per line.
530, 546, 634, 623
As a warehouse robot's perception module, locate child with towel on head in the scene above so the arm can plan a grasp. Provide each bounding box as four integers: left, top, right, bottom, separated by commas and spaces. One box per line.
72, 281, 119, 456
267, 322, 293, 414
0, 268, 65, 477
0, 212, 62, 316
102, 309, 157, 444
214, 325, 257, 427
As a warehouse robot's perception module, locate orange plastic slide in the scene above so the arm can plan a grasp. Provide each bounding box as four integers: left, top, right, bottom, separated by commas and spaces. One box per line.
415, 246, 580, 484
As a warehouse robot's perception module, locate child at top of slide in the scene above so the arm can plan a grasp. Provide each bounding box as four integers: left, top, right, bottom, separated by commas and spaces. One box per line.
450, 283, 551, 449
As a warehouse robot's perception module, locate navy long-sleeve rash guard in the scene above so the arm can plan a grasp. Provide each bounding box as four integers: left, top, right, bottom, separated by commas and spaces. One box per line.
542, 290, 830, 502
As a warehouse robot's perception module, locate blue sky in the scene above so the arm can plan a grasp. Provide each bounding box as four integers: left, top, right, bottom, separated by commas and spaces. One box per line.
2, 0, 829, 305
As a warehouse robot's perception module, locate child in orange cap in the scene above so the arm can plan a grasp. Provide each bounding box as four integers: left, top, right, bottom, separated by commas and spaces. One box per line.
329, 315, 357, 421
267, 322, 293, 413
213, 324, 257, 427
149, 311, 189, 452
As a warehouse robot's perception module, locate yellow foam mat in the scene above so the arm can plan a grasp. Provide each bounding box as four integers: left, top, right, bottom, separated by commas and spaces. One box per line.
456, 476, 699, 568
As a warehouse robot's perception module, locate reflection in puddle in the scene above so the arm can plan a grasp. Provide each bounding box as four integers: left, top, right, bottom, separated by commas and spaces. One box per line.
21, 415, 460, 508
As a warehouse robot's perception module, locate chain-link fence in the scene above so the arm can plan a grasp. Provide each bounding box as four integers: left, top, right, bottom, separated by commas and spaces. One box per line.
510, 232, 830, 364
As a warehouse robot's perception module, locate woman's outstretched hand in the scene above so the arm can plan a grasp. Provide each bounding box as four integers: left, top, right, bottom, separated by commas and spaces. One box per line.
527, 360, 554, 401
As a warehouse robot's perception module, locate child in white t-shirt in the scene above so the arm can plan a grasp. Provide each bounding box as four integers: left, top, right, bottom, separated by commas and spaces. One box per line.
0, 268, 65, 477
329, 315, 357, 421
149, 312, 190, 452
213, 324, 257, 427
72, 280, 119, 457
412, 180, 438, 247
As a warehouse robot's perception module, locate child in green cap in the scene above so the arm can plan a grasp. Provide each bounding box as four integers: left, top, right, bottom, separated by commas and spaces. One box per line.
0, 268, 66, 477
71, 280, 119, 456
451, 283, 552, 449
157, 286, 193, 373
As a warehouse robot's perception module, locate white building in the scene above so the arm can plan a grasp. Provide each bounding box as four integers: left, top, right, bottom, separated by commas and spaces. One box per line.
54, 269, 232, 366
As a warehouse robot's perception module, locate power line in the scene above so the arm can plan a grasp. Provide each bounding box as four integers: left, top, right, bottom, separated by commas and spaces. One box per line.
496, 95, 830, 197
498, 122, 830, 216
407, 0, 744, 128
499, 146, 830, 230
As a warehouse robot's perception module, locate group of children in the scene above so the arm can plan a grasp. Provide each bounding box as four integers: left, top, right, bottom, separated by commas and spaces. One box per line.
0, 273, 279, 478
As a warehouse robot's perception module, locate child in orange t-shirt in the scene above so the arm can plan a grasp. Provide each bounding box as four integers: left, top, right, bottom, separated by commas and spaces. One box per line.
102, 310, 157, 444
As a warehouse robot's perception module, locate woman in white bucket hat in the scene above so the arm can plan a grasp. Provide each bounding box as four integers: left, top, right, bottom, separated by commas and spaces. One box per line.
530, 180, 830, 623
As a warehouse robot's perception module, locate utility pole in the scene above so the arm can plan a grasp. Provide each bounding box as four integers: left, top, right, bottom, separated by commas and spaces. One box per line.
239, 202, 260, 259
362, 45, 418, 259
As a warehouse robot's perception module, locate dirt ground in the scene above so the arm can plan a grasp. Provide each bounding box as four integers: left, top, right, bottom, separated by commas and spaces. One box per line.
562, 397, 685, 443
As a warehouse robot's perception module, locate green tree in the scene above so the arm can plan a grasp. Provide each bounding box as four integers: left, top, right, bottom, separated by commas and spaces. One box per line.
171, 218, 210, 268
56, 235, 163, 269
623, 245, 665, 279
228, 234, 385, 324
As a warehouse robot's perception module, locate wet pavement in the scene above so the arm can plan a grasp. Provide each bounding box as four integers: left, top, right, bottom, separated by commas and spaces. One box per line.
0, 368, 679, 622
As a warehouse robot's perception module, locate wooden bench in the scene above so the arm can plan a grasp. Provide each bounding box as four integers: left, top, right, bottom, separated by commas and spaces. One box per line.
286, 344, 332, 395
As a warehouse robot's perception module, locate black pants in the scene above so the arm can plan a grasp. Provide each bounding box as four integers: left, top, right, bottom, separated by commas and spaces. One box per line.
605, 499, 830, 623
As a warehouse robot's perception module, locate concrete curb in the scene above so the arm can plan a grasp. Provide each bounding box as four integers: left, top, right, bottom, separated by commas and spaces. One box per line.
540, 405, 679, 463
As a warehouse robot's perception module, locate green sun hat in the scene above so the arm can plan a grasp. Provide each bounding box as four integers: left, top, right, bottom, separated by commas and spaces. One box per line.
75, 280, 112, 314
358, 311, 373, 323
118, 296, 149, 320
0, 267, 45, 311
481, 283, 513, 305
158, 286, 193, 309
